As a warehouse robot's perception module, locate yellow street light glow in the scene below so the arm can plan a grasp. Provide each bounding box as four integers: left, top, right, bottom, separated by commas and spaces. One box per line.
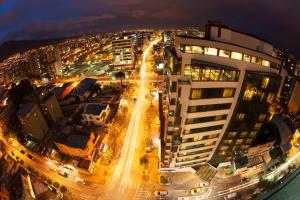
72, 82, 79, 87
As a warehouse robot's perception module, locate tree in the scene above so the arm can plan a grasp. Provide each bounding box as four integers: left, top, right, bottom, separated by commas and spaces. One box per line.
60, 186, 67, 193
114, 71, 125, 86
140, 155, 149, 168
47, 179, 52, 185
53, 182, 60, 188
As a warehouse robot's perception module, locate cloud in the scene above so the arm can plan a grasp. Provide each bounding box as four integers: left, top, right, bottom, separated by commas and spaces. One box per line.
0, 0, 299, 57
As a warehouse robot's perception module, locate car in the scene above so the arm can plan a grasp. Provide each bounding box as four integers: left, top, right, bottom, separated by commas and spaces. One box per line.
154, 191, 168, 197
58, 170, 68, 177
75, 177, 86, 184
64, 165, 75, 171
224, 192, 237, 200
19, 148, 25, 154
27, 154, 34, 160
190, 187, 205, 195
50, 166, 57, 172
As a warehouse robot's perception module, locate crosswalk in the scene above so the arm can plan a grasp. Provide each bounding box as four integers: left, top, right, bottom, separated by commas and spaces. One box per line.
133, 185, 150, 200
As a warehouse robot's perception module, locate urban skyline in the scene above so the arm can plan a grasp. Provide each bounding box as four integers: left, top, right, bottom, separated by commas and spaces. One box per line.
0, 1, 299, 57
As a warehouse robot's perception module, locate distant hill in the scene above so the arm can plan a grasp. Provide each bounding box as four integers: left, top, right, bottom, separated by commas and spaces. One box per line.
0, 37, 73, 61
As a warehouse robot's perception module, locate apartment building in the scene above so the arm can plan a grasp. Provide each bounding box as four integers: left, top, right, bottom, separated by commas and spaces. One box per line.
160, 22, 282, 169
112, 32, 136, 71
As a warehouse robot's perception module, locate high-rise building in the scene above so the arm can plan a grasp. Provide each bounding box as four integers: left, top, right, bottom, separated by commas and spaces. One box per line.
0, 57, 29, 86
28, 46, 62, 80
17, 102, 49, 141
160, 22, 282, 169
112, 32, 136, 71
37, 87, 63, 124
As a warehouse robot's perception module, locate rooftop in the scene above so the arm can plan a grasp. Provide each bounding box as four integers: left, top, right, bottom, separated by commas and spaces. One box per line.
56, 134, 90, 149
69, 78, 96, 97
17, 101, 36, 117
83, 103, 107, 115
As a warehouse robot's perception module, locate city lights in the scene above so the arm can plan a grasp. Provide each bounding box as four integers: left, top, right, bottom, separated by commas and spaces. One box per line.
0, 2, 298, 200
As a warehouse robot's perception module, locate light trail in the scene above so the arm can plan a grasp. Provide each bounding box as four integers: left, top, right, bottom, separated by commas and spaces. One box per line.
96, 39, 160, 199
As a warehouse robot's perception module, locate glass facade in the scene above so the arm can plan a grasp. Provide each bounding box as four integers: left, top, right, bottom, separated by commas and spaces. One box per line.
188, 103, 231, 113
179, 44, 280, 70
186, 114, 227, 124
184, 64, 239, 81
184, 124, 224, 135
190, 88, 235, 99
210, 71, 281, 164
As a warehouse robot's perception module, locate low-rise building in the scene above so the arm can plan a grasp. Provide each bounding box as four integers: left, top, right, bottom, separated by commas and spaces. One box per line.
17, 102, 49, 141
82, 103, 110, 126
55, 131, 100, 158
67, 78, 96, 102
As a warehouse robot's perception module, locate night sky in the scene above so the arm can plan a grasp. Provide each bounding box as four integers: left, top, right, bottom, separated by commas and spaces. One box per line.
0, 0, 299, 57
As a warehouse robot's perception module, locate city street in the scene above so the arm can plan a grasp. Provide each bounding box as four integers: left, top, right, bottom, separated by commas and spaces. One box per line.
0, 39, 161, 200
1, 39, 299, 200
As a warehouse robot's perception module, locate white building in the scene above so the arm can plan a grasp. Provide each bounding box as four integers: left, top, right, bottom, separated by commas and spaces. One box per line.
160, 22, 282, 170
82, 103, 110, 126
112, 32, 136, 71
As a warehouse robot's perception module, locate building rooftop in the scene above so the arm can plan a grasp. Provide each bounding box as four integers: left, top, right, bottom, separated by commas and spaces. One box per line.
69, 78, 96, 97
83, 103, 107, 115
56, 134, 90, 149
17, 102, 36, 117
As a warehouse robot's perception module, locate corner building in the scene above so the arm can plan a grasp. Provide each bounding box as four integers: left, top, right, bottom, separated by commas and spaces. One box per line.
161, 22, 282, 169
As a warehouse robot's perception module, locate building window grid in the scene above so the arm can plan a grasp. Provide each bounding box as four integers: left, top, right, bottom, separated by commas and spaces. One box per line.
180, 44, 279, 70
184, 64, 239, 82
188, 103, 231, 113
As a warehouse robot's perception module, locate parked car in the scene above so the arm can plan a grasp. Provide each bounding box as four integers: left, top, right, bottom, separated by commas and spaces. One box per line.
50, 166, 57, 172
27, 154, 34, 160
64, 165, 75, 171
75, 177, 86, 184
19, 148, 25, 154
58, 170, 68, 177
190, 187, 205, 195
224, 192, 237, 200
154, 191, 168, 197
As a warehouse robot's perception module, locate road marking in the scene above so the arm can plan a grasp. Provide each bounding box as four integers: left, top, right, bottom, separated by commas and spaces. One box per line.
133, 185, 150, 200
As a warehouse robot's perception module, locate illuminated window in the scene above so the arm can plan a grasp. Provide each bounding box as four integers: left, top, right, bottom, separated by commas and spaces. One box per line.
236, 113, 245, 121
231, 52, 243, 60
220, 146, 229, 151
243, 87, 257, 101
208, 133, 219, 139
254, 123, 262, 130
236, 139, 243, 145
246, 139, 253, 144
184, 65, 191, 76
228, 132, 237, 138
191, 46, 203, 54
258, 114, 267, 121
223, 88, 235, 98
240, 131, 248, 137
243, 54, 251, 62
250, 131, 257, 137
219, 50, 230, 58
190, 89, 202, 99
224, 139, 233, 145
262, 60, 270, 67
267, 93, 275, 103
251, 56, 263, 64
185, 45, 191, 53
204, 47, 218, 56
262, 77, 270, 89
191, 68, 200, 80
